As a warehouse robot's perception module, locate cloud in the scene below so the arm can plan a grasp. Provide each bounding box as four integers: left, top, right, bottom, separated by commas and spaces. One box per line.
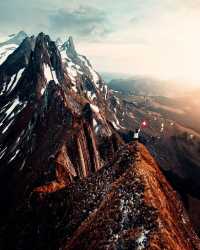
1, 0, 200, 84
0, 0, 50, 35
49, 6, 112, 40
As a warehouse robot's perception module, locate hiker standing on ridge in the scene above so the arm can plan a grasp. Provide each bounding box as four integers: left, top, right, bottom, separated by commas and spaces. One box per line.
133, 121, 147, 141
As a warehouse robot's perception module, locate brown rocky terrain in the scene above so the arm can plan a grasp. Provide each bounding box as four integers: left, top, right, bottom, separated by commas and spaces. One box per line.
62, 143, 200, 250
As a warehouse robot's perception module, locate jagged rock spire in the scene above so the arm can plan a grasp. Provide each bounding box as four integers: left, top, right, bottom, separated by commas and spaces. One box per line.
61, 36, 77, 58
67, 36, 76, 52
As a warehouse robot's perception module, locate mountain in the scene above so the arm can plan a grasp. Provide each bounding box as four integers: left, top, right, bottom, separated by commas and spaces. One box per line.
0, 32, 199, 250
101, 72, 134, 82
0, 32, 119, 196
107, 76, 192, 97
0, 31, 28, 65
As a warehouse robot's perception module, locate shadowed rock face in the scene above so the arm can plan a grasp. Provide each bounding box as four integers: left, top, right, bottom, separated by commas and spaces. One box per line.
0, 32, 199, 250
0, 36, 35, 85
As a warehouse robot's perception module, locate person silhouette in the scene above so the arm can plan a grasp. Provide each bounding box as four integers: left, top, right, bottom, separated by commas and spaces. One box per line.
133, 128, 140, 141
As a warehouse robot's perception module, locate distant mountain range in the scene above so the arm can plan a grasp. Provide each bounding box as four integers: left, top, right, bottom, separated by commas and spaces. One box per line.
102, 73, 198, 98
100, 72, 134, 82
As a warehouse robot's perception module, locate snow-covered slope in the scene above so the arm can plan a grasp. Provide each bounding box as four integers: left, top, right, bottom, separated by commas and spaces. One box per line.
0, 31, 27, 65
59, 36, 108, 102
0, 44, 18, 65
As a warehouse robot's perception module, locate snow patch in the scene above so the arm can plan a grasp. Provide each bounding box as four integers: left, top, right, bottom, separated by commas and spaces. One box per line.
93, 118, 100, 133
9, 149, 20, 163
7, 68, 25, 93
60, 50, 83, 84
115, 96, 120, 105
66, 65, 77, 84
60, 50, 70, 62
112, 114, 125, 130
104, 85, 108, 99
19, 159, 26, 171
0, 82, 7, 96
0, 44, 18, 65
43, 64, 60, 86
2, 119, 14, 134
41, 86, 46, 95
44, 63, 53, 83
90, 104, 104, 121
93, 118, 98, 127
6, 74, 16, 91
68, 62, 78, 77
79, 55, 99, 87
112, 121, 120, 130
87, 91, 96, 101
52, 70, 59, 85
0, 98, 26, 130
0, 146, 7, 160
71, 86, 78, 93
90, 104, 100, 113
4, 98, 21, 117
136, 230, 149, 250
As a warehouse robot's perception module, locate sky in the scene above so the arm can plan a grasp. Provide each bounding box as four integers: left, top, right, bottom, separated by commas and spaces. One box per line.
1, 0, 200, 85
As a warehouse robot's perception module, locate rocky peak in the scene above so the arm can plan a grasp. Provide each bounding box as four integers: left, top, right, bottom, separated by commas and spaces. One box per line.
67, 36, 76, 52
66, 36, 77, 56
61, 36, 77, 59
0, 31, 29, 66
0, 36, 35, 87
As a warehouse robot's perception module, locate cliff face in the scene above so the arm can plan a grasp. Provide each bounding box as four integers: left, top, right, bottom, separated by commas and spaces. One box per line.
0, 32, 200, 250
